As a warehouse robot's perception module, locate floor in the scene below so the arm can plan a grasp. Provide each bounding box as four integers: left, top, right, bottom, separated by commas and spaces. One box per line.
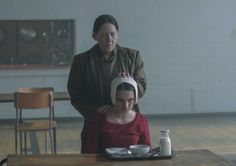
1, 113, 236, 164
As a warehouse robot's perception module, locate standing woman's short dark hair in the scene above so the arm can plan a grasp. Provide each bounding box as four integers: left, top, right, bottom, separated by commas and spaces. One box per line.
92, 14, 119, 33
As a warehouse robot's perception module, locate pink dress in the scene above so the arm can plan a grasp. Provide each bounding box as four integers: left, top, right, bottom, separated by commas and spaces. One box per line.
84, 112, 151, 153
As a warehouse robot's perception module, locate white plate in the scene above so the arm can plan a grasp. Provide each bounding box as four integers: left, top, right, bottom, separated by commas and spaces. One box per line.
105, 147, 127, 154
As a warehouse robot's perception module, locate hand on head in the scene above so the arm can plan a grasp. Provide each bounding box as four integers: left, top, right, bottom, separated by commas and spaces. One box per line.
118, 72, 133, 78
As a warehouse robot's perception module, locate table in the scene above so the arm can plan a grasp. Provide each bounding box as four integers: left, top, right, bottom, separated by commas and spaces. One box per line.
6, 149, 235, 166
0, 92, 70, 103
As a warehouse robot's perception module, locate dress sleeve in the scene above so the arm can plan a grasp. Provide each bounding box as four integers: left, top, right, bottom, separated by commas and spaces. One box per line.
138, 115, 151, 146
83, 113, 104, 153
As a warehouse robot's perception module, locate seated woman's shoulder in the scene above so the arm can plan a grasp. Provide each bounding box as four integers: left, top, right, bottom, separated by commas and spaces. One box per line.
136, 112, 148, 122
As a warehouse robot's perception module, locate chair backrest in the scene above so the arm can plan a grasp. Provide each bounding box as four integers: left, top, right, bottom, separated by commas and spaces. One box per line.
14, 87, 56, 154
14, 87, 55, 125
15, 87, 54, 109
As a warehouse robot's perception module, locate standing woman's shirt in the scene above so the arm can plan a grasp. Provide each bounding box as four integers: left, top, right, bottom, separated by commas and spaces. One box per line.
84, 112, 151, 153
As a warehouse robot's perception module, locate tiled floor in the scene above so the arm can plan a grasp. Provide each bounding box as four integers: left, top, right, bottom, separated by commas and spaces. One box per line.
1, 114, 236, 163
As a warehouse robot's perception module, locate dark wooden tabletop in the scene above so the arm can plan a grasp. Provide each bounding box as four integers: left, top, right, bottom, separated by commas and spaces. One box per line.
6, 149, 235, 166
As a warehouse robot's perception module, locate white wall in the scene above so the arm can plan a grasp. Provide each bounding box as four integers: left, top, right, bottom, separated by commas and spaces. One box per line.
1, 0, 236, 119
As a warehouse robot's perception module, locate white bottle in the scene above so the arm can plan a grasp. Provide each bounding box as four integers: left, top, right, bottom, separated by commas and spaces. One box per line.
159, 130, 171, 156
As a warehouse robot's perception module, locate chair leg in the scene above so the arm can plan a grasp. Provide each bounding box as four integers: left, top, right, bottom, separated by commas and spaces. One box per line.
15, 127, 17, 154
45, 130, 47, 154
53, 128, 57, 154
49, 130, 54, 154
24, 132, 27, 154
20, 132, 22, 155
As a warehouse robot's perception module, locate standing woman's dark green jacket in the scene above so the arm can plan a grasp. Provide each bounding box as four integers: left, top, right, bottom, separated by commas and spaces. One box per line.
67, 44, 147, 153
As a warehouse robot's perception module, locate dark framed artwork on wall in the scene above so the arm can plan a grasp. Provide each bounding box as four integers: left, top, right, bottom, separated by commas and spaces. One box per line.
0, 19, 75, 68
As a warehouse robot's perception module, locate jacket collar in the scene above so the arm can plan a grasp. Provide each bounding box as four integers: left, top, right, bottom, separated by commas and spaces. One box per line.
93, 44, 118, 61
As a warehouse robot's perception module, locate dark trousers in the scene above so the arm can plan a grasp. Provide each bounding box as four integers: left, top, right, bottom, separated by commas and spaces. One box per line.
80, 120, 89, 153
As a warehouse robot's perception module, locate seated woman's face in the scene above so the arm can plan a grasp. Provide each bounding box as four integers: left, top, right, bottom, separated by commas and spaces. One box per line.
93, 23, 118, 55
115, 90, 135, 112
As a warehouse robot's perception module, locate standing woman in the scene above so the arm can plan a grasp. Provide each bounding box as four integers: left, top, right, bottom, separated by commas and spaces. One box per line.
67, 14, 147, 153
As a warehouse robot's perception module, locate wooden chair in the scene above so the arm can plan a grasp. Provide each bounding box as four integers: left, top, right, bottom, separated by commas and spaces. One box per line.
14, 87, 57, 154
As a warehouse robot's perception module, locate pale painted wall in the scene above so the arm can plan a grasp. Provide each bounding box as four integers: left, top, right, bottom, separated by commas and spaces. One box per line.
1, 0, 236, 119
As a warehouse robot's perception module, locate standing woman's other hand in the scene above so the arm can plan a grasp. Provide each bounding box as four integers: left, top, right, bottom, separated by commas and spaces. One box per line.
97, 105, 113, 114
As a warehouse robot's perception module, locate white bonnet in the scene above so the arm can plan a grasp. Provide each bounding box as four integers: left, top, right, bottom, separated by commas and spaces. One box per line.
111, 76, 138, 105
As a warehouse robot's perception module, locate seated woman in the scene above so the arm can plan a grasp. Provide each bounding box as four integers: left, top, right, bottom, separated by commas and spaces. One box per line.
84, 76, 151, 153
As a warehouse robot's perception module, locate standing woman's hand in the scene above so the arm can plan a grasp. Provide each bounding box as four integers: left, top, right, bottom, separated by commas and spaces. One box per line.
118, 72, 133, 78
97, 105, 113, 114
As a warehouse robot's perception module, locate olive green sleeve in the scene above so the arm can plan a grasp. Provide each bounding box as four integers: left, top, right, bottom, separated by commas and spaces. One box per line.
134, 51, 147, 98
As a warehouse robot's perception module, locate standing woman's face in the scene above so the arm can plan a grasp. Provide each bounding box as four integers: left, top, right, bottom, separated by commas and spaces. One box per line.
93, 23, 118, 55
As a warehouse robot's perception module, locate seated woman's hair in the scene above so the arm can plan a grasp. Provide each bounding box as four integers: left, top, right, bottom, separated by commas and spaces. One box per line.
117, 82, 135, 92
